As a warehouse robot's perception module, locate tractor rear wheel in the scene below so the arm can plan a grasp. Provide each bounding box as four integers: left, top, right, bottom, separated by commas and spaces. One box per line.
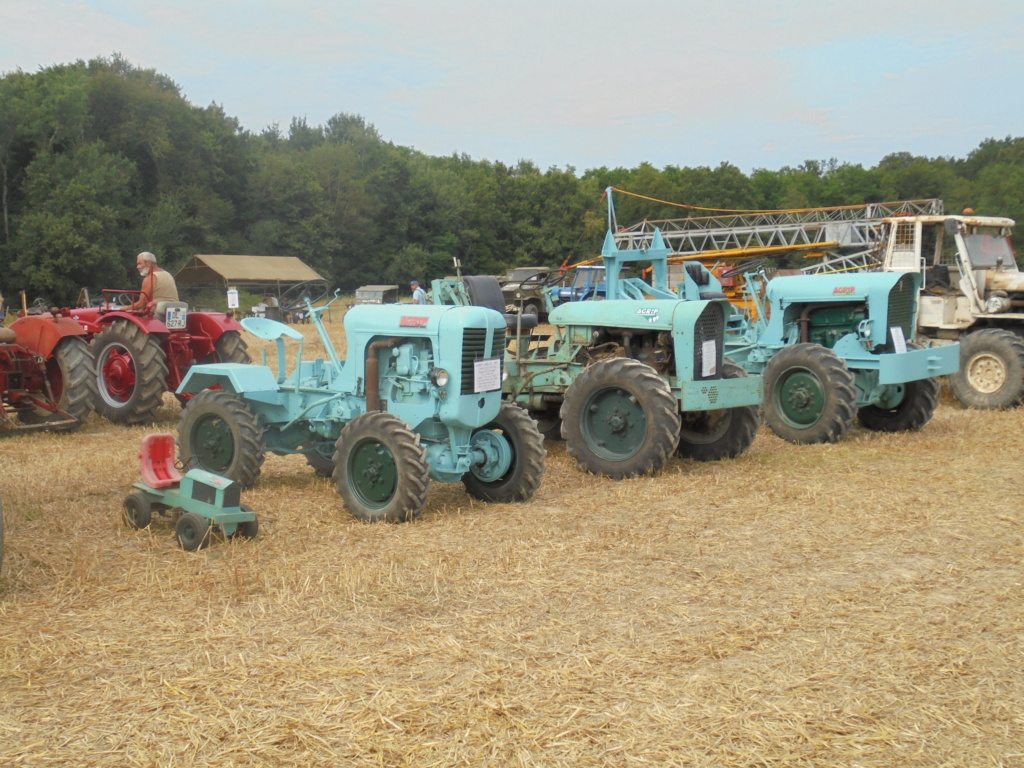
676, 360, 761, 461
18, 336, 96, 432
177, 390, 265, 489
122, 492, 153, 530
202, 330, 251, 365
91, 320, 168, 424
463, 403, 546, 503
763, 343, 857, 444
176, 512, 211, 551
334, 412, 431, 523
560, 357, 681, 480
948, 329, 1024, 409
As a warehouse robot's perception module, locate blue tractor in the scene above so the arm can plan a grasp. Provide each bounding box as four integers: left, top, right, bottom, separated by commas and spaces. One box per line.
174, 283, 546, 523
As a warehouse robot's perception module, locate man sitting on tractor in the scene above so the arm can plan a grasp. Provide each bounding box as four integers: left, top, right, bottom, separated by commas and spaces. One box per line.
130, 251, 178, 310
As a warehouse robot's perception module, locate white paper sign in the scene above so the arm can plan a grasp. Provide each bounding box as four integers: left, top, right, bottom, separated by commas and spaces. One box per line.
701, 339, 718, 377
473, 357, 502, 393
890, 326, 907, 354
164, 306, 187, 330
226, 288, 239, 309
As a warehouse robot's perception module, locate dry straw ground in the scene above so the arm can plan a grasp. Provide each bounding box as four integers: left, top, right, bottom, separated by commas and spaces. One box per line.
1, 315, 1022, 767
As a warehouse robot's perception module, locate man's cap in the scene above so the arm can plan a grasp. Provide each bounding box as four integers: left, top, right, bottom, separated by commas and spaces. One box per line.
410, 280, 419, 286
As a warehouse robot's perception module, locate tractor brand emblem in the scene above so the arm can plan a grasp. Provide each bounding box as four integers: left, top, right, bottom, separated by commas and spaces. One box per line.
636, 308, 660, 323
833, 286, 856, 295
399, 316, 429, 328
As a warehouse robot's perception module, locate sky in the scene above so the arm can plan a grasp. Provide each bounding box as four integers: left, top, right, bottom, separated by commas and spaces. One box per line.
2, 0, 1022, 174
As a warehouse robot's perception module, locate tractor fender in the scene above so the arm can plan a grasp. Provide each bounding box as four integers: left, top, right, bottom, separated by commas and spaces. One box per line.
77, 310, 171, 336
8, 314, 89, 358
186, 311, 246, 339
177, 363, 279, 396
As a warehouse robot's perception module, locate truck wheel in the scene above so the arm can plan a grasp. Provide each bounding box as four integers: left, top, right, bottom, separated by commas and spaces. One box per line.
91, 320, 168, 424
522, 300, 543, 319
18, 336, 96, 432
859, 377, 940, 432
177, 390, 265, 489
948, 329, 1024, 409
122, 491, 153, 530
463, 403, 546, 503
560, 357, 681, 480
203, 330, 251, 365
676, 360, 761, 461
763, 343, 857, 444
334, 412, 431, 523
176, 512, 212, 551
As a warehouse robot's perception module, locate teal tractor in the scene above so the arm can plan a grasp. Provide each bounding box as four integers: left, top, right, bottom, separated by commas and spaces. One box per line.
174, 283, 546, 522
433, 231, 764, 481
678, 262, 961, 443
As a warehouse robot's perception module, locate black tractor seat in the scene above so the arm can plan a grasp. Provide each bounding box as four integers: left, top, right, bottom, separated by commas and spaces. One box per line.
463, 275, 539, 330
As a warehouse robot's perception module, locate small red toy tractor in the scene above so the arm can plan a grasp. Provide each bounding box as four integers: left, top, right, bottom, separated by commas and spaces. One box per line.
71, 290, 250, 424
123, 433, 258, 551
0, 308, 96, 432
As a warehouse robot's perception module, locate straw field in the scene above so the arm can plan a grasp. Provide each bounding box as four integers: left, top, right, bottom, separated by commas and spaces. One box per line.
1, 315, 1022, 767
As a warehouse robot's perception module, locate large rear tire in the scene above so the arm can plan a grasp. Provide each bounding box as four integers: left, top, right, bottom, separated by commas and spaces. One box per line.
763, 343, 857, 444
17, 336, 96, 432
334, 412, 431, 523
176, 390, 266, 489
91, 320, 168, 424
203, 330, 250, 365
560, 357, 681, 480
463, 403, 546, 503
948, 329, 1024, 409
676, 360, 761, 461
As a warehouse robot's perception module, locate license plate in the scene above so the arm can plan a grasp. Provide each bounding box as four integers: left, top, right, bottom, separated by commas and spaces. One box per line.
165, 307, 187, 330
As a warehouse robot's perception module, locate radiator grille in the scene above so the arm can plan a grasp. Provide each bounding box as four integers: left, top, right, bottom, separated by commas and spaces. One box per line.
886, 273, 917, 349
460, 326, 505, 391
693, 302, 725, 380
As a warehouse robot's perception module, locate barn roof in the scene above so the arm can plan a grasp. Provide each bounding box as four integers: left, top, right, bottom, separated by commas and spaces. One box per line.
175, 255, 324, 286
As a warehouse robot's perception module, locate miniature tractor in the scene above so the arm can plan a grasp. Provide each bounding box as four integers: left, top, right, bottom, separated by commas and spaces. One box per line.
70, 289, 250, 424
432, 230, 764, 480
681, 264, 960, 444
174, 282, 546, 523
1, 305, 96, 432
123, 433, 258, 550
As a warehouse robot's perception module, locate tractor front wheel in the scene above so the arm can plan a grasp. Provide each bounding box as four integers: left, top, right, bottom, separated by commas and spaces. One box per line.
463, 403, 546, 503
531, 405, 564, 441
304, 441, 336, 477
176, 512, 212, 551
18, 336, 97, 432
676, 360, 761, 461
334, 412, 431, 523
763, 343, 857, 444
177, 390, 266, 489
122, 492, 153, 530
560, 357, 681, 480
948, 329, 1024, 409
91, 321, 168, 424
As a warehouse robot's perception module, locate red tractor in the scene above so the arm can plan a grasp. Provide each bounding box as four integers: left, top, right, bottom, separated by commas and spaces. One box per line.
0, 309, 96, 432
70, 290, 250, 424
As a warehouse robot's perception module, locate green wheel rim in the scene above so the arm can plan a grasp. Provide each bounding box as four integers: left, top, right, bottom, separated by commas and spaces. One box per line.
348, 438, 399, 509
580, 384, 648, 461
774, 368, 827, 427
191, 414, 235, 473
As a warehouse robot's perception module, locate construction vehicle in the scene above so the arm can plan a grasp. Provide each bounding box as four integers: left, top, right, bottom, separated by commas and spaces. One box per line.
123, 433, 259, 550
432, 223, 764, 481
1, 298, 96, 432
174, 281, 546, 523
70, 288, 250, 424
873, 212, 1024, 408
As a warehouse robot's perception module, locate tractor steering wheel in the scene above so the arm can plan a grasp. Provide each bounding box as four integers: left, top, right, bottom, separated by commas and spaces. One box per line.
719, 258, 768, 280
518, 270, 563, 290
278, 279, 329, 311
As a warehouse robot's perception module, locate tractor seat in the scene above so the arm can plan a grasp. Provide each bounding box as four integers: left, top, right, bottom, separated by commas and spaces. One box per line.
464, 275, 538, 330
139, 433, 181, 489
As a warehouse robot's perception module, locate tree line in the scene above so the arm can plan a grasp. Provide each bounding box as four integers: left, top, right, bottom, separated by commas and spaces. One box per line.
2, 56, 1023, 305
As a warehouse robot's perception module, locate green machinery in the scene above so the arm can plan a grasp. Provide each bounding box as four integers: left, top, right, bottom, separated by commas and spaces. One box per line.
432, 232, 763, 480
174, 283, 545, 523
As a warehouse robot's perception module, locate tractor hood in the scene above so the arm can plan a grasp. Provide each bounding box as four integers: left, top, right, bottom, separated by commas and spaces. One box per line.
549, 299, 692, 331
766, 271, 916, 304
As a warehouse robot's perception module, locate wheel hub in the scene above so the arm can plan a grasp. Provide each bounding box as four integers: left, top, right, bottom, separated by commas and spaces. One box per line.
350, 440, 398, 506
582, 386, 647, 459
967, 353, 1007, 395
777, 370, 826, 427
100, 346, 136, 402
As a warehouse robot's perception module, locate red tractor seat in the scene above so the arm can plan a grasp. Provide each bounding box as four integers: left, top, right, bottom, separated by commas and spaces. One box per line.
139, 433, 182, 489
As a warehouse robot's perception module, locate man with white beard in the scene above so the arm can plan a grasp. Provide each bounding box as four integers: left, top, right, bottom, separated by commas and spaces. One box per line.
130, 251, 179, 310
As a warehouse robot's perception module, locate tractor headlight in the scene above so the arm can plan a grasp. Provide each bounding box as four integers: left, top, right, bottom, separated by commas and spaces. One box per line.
430, 367, 450, 387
